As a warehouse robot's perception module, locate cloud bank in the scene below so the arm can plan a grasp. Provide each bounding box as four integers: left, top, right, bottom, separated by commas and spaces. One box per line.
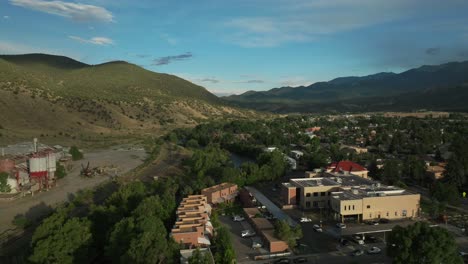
10, 0, 114, 22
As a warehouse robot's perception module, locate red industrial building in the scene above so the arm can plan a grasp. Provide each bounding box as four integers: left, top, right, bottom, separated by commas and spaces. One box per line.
0, 139, 61, 194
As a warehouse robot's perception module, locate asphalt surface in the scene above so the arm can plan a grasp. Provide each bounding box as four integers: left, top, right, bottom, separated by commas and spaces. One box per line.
245, 186, 297, 227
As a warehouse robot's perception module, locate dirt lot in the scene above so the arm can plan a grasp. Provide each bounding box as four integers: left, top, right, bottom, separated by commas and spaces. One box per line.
0, 147, 146, 233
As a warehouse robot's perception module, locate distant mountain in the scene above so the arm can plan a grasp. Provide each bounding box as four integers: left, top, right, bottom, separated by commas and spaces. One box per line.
226, 61, 468, 112
0, 54, 256, 143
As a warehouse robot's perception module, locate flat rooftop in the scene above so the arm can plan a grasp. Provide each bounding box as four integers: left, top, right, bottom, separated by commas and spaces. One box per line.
201, 182, 237, 193
251, 217, 274, 231
332, 186, 418, 200
290, 177, 340, 188
289, 174, 378, 188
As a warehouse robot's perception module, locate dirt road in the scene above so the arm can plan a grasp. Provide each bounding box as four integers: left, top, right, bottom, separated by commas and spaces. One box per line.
0, 147, 147, 233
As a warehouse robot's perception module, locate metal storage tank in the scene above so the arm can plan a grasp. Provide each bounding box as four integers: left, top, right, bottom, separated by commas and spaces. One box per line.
47, 153, 56, 172
29, 156, 48, 177
0, 159, 15, 173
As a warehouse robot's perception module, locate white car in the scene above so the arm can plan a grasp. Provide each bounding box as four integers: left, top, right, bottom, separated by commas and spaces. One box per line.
300, 217, 312, 223
252, 242, 262, 249
313, 224, 323, 232
241, 230, 256, 237
367, 246, 381, 254
233, 215, 245, 222
336, 223, 346, 229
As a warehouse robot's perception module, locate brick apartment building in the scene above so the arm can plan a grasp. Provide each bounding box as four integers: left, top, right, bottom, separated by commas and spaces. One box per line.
201, 182, 238, 205
171, 195, 213, 248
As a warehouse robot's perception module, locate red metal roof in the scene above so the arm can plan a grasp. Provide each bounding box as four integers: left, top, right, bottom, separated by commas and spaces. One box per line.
327, 160, 367, 172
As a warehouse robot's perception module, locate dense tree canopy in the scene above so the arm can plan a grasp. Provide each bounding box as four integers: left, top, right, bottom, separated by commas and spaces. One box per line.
387, 222, 462, 264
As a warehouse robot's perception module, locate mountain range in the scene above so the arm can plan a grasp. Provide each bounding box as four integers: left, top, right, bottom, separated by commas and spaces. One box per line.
225, 61, 468, 113
0, 54, 256, 145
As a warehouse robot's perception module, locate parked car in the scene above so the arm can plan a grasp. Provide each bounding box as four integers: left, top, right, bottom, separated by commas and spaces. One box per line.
367, 236, 380, 243
366, 220, 379, 225
336, 223, 346, 229
352, 235, 365, 245
274, 258, 290, 264
293, 257, 307, 263
233, 215, 245, 222
352, 249, 364, 256
300, 217, 312, 222
367, 246, 382, 254
379, 218, 390, 223
313, 224, 323, 232
252, 241, 263, 249
241, 230, 256, 237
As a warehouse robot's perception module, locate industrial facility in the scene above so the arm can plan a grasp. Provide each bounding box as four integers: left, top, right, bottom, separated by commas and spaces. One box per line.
0, 138, 66, 195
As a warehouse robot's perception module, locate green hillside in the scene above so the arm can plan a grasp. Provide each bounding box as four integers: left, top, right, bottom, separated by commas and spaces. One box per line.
0, 54, 256, 145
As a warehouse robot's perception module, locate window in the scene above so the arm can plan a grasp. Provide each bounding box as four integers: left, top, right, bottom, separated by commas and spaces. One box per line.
328, 192, 331, 196
386, 212, 389, 217
306, 201, 311, 208
321, 192, 326, 196
402, 210, 407, 217
313, 192, 318, 197
369, 213, 372, 218
306, 193, 311, 197
395, 211, 398, 216
344, 205, 346, 211
313, 202, 318, 207
367, 205, 371, 209
352, 205, 355, 210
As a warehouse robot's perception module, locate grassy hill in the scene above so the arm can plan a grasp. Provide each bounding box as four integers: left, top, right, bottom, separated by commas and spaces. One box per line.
0, 54, 257, 146
226, 61, 468, 112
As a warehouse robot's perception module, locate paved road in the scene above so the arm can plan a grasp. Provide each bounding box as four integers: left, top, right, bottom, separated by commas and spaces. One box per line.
0, 148, 146, 233
245, 186, 297, 227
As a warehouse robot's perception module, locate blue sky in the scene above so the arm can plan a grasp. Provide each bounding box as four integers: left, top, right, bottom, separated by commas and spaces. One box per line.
1, 0, 468, 96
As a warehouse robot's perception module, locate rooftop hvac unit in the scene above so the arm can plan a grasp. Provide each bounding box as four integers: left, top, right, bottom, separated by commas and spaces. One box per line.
352, 189, 359, 195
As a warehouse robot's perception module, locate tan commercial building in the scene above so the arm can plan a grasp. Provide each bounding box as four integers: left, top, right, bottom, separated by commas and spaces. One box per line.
171, 195, 213, 248
330, 187, 420, 223
282, 176, 420, 223
201, 182, 238, 205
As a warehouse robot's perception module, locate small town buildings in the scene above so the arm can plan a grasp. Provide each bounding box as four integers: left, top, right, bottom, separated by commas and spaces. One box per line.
326, 160, 369, 179
243, 207, 289, 253
281, 175, 420, 223
201, 182, 238, 205
426, 164, 446, 180
171, 195, 213, 248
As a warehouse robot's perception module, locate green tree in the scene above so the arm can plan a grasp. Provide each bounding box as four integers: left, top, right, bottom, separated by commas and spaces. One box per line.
188, 248, 212, 264
274, 220, 303, 248
69, 146, 84, 161
430, 181, 460, 206
381, 159, 401, 185
403, 156, 426, 185
444, 156, 466, 188
29, 217, 93, 264
0, 172, 11, 193
213, 227, 235, 264
55, 162, 67, 179
186, 139, 199, 148
387, 222, 462, 264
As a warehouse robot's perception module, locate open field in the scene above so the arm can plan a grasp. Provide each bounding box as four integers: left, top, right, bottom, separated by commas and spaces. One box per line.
0, 147, 147, 234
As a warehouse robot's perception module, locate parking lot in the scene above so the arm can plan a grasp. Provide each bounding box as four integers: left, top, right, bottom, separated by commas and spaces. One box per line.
219, 215, 268, 262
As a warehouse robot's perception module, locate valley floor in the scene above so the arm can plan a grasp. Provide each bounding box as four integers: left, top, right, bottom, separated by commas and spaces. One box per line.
0, 147, 147, 234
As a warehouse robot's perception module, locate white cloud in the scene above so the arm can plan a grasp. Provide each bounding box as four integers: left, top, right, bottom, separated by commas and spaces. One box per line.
69, 35, 114, 45
10, 0, 114, 23
223, 0, 459, 47
3, 15, 10, 19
